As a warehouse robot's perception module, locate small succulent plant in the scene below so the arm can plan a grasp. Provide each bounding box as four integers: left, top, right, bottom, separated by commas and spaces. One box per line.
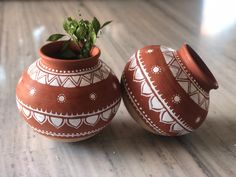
47, 12, 111, 59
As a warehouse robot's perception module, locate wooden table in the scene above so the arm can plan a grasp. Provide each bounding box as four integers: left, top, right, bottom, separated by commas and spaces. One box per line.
1, 0, 235, 176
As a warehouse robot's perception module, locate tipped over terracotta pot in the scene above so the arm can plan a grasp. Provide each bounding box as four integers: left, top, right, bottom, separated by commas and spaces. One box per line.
121, 44, 218, 136
16, 41, 121, 142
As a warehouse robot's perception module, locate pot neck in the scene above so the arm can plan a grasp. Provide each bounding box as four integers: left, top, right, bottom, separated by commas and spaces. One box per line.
39, 41, 100, 71
177, 44, 218, 92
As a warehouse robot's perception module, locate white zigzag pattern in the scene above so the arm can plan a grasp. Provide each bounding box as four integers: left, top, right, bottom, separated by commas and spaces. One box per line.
27, 60, 110, 88
16, 97, 120, 129
126, 52, 192, 135
160, 46, 209, 111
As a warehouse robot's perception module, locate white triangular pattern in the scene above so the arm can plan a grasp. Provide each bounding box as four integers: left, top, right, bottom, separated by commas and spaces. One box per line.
84, 73, 92, 80
149, 96, 163, 111
37, 76, 46, 84
129, 56, 137, 69
169, 66, 179, 77
94, 70, 102, 78
59, 76, 68, 83
102, 109, 112, 120
172, 123, 184, 131
80, 79, 90, 86
161, 111, 174, 123
134, 68, 144, 81
34, 112, 45, 123
48, 74, 55, 81
178, 70, 188, 79
72, 76, 81, 83
50, 79, 60, 86
199, 94, 205, 105
37, 71, 47, 79
23, 107, 31, 117
30, 72, 37, 80
178, 81, 189, 93
67, 118, 81, 127
141, 82, 152, 95
163, 53, 173, 64
63, 79, 75, 88
50, 117, 63, 127
190, 93, 199, 104
86, 115, 99, 126
93, 75, 101, 83
171, 60, 180, 68
189, 84, 198, 94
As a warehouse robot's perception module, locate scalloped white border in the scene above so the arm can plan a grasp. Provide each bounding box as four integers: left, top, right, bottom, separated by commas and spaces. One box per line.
16, 96, 121, 129
28, 124, 107, 138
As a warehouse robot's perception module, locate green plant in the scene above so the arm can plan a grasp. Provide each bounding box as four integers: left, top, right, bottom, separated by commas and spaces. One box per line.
47, 13, 111, 59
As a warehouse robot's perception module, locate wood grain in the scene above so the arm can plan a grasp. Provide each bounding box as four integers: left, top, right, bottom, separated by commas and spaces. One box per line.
0, 0, 235, 177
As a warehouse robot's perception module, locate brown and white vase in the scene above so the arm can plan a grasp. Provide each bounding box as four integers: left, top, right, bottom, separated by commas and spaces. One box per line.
16, 41, 121, 142
121, 44, 218, 136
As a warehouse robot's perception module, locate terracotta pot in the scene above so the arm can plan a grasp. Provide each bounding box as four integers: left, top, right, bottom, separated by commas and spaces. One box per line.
121, 44, 218, 136
16, 41, 121, 142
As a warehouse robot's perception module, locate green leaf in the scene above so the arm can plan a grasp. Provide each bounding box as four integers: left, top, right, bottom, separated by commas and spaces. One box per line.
63, 17, 79, 35
101, 20, 112, 29
92, 17, 100, 35
47, 34, 65, 41
91, 30, 97, 44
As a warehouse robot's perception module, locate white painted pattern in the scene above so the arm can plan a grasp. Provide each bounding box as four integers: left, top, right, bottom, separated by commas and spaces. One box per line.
160, 46, 209, 111
122, 75, 167, 135
29, 88, 36, 96
16, 96, 121, 129
172, 94, 181, 104
27, 60, 110, 88
151, 66, 161, 74
89, 93, 97, 101
126, 50, 193, 135
57, 94, 66, 103
27, 124, 107, 138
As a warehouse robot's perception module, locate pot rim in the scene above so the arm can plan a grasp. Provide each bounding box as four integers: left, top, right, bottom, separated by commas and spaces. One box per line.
179, 44, 219, 90
39, 41, 101, 63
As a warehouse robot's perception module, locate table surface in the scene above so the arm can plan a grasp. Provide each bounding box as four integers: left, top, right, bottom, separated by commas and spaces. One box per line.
1, 0, 236, 177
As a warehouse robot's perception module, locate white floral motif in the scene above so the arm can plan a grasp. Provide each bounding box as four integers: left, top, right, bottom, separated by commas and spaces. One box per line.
29, 88, 36, 96
146, 49, 153, 54
57, 94, 66, 103
172, 94, 181, 104
89, 93, 97, 101
151, 66, 161, 74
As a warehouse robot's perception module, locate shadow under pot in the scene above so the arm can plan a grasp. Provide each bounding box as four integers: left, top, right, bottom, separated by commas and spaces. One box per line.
121, 44, 218, 136
16, 41, 121, 142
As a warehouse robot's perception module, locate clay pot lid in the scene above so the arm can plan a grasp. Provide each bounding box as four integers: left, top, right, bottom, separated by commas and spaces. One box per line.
39, 41, 100, 70
178, 44, 219, 91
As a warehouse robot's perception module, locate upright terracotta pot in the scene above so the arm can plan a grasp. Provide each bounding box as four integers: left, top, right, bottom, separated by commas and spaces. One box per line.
16, 41, 121, 142
121, 44, 218, 136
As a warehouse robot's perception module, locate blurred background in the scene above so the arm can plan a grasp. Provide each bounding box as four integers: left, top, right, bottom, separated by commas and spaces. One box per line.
0, 0, 236, 177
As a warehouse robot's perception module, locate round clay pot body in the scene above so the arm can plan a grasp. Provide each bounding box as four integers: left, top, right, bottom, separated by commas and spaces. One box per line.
121, 44, 218, 136
16, 41, 121, 142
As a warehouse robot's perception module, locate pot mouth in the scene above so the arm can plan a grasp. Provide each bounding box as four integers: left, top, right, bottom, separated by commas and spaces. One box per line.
39, 41, 101, 62
179, 44, 218, 90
